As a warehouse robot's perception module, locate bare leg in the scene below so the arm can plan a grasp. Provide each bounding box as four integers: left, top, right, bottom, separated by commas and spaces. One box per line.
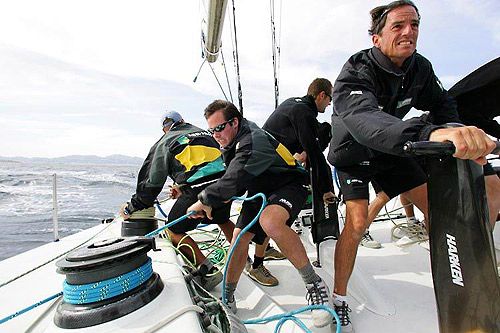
168, 231, 206, 266
334, 199, 369, 295
400, 195, 416, 219
226, 228, 255, 283
219, 220, 235, 244
259, 205, 308, 269
401, 183, 429, 230
255, 237, 270, 257
367, 191, 390, 225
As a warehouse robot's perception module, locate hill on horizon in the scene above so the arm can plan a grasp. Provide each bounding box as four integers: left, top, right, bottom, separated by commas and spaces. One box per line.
0, 154, 143, 165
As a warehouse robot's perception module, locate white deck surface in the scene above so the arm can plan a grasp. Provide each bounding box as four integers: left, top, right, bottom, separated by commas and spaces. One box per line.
1, 210, 499, 333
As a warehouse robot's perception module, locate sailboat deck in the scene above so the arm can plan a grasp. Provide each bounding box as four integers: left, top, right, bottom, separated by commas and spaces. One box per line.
1, 210, 499, 332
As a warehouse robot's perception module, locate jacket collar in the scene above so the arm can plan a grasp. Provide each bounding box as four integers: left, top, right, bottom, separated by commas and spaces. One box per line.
368, 46, 416, 76
301, 95, 319, 117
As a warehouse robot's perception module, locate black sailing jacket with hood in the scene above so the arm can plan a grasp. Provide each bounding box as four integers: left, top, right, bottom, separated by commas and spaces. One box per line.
263, 95, 333, 195
198, 119, 308, 208
328, 47, 459, 167
129, 123, 225, 212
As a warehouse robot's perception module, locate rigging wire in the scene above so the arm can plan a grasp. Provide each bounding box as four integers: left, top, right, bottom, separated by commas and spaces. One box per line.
220, 50, 234, 102
193, 56, 207, 83
208, 62, 229, 101
269, 0, 281, 109
230, 0, 244, 114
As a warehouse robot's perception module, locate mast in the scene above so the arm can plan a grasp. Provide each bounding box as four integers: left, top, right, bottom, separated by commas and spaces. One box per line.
205, 0, 228, 63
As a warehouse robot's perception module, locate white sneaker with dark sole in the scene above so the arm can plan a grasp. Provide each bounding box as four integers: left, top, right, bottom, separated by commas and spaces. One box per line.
333, 300, 353, 332
360, 230, 381, 249
306, 278, 333, 327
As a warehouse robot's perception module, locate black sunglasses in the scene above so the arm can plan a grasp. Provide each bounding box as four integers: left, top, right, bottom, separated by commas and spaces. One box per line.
208, 119, 234, 134
325, 92, 333, 101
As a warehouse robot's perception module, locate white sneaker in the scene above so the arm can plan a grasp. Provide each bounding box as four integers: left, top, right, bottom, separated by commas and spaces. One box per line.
305, 278, 333, 327
333, 300, 353, 332
359, 230, 381, 249
393, 218, 427, 241
222, 295, 237, 314
200, 268, 223, 291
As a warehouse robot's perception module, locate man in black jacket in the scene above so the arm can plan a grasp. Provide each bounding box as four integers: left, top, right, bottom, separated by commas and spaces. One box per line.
120, 110, 234, 291
263, 78, 335, 204
449, 57, 500, 139
327, 1, 497, 330
188, 100, 334, 328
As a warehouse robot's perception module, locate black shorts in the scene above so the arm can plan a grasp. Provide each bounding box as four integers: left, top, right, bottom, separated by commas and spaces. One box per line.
168, 186, 231, 234
337, 155, 427, 201
484, 162, 496, 176
236, 182, 308, 244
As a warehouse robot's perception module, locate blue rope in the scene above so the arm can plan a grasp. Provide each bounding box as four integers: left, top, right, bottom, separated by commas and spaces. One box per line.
0, 291, 63, 324
1, 209, 194, 324
244, 304, 341, 333
221, 193, 267, 304
63, 259, 153, 304
275, 316, 310, 333
0, 193, 264, 325
155, 201, 169, 218
145, 211, 195, 237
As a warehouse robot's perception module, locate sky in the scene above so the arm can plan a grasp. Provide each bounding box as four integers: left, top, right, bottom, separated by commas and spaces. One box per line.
0, 0, 498, 158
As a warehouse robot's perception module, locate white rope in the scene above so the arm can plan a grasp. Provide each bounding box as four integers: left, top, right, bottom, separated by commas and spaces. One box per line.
0, 221, 116, 288
142, 305, 205, 333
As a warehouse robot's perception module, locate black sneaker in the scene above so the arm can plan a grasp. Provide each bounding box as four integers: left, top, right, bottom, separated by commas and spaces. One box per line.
333, 300, 353, 332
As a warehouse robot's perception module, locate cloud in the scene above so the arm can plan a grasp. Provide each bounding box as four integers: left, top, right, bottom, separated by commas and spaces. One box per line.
0, 0, 498, 157
0, 44, 216, 157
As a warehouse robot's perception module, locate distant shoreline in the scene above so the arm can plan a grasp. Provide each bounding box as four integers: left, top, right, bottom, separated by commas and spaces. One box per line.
0, 154, 143, 166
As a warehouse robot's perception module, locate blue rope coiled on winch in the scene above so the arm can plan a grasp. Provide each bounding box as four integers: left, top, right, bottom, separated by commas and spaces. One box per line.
62, 258, 153, 304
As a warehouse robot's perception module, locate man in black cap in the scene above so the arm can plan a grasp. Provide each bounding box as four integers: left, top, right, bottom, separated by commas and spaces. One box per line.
120, 110, 234, 291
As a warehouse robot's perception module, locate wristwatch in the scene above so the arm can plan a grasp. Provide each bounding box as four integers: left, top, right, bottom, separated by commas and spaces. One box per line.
123, 204, 132, 216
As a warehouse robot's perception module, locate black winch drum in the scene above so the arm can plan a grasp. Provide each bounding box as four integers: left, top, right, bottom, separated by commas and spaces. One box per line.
121, 218, 158, 236
54, 237, 163, 328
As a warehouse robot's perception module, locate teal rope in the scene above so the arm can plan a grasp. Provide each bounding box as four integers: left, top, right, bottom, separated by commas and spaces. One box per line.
63, 259, 153, 304
275, 316, 310, 333
145, 211, 195, 237
1, 194, 261, 325
0, 292, 63, 324
244, 304, 341, 333
1, 210, 194, 324
155, 200, 169, 218
222, 193, 267, 304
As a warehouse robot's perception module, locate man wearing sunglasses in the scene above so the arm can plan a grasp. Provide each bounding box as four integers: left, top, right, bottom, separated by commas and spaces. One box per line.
120, 110, 234, 291
188, 100, 335, 328
327, 1, 498, 330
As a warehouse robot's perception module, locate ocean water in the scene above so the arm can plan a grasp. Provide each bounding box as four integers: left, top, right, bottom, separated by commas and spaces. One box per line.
0, 160, 145, 261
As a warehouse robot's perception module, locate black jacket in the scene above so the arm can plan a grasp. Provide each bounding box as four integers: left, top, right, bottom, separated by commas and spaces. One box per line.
449, 57, 500, 139
129, 123, 225, 212
328, 47, 459, 167
263, 95, 333, 194
199, 119, 308, 208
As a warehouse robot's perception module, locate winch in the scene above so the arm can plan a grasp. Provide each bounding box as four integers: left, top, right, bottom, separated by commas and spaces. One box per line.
54, 237, 163, 328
